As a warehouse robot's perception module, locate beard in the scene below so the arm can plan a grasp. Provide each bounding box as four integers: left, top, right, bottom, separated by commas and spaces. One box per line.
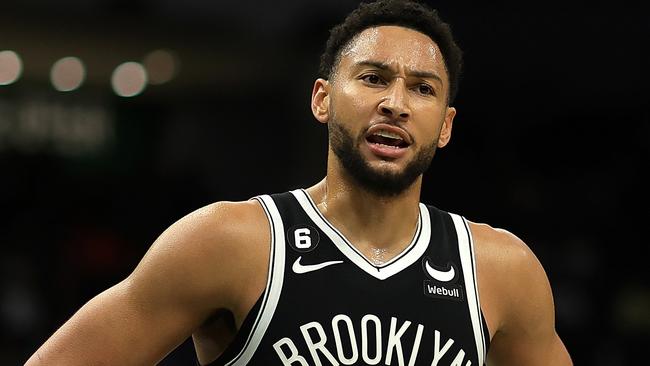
329, 120, 438, 197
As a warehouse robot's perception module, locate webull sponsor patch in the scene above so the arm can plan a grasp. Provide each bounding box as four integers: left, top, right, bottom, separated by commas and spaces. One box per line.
423, 280, 464, 301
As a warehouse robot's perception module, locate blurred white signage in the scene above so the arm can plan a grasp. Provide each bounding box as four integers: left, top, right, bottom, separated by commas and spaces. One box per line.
0, 98, 113, 157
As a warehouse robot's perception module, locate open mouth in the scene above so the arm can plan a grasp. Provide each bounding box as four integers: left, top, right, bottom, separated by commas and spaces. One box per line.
366, 130, 409, 148
365, 126, 411, 149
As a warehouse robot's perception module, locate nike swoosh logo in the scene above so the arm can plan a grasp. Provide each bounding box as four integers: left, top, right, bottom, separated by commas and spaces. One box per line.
292, 256, 343, 274
425, 260, 455, 282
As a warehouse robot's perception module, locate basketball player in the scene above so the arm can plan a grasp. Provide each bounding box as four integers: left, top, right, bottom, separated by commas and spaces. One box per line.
26, 0, 572, 365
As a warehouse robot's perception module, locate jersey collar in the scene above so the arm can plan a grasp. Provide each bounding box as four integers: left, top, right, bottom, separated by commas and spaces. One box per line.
291, 189, 431, 280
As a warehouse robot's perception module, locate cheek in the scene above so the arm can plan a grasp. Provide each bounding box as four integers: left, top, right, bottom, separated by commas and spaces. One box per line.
414, 110, 446, 143
333, 83, 374, 121
340, 83, 371, 111
415, 127, 439, 146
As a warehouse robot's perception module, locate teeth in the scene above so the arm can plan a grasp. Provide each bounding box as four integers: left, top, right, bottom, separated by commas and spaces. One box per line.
373, 130, 402, 140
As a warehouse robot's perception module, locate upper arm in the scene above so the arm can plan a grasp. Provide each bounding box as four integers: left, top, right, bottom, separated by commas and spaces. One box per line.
26, 200, 269, 366
475, 226, 573, 366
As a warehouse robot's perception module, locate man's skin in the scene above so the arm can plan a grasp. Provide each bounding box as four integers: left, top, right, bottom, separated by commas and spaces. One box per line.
26, 26, 572, 365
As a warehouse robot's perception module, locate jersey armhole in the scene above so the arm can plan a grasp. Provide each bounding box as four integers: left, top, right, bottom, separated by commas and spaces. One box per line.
206, 195, 287, 366
480, 311, 491, 354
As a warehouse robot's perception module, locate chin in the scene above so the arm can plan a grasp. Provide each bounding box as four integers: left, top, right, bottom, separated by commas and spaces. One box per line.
365, 154, 410, 170
367, 162, 406, 177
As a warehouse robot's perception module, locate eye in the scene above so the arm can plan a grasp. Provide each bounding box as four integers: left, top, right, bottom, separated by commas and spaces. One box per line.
416, 83, 434, 96
361, 74, 385, 85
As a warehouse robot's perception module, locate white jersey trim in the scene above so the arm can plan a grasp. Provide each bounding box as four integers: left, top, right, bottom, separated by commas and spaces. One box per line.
451, 213, 486, 365
226, 195, 286, 366
291, 189, 431, 281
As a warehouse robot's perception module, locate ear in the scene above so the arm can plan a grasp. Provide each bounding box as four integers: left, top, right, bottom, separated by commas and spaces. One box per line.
311, 78, 331, 124
437, 107, 456, 148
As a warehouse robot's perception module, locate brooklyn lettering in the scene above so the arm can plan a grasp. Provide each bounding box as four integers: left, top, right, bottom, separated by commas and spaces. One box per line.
272, 314, 471, 366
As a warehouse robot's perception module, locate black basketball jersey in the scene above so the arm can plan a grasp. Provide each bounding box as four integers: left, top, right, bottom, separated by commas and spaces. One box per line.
208, 189, 490, 366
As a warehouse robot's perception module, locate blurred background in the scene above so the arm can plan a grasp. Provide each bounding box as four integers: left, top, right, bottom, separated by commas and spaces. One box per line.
1, 0, 648, 364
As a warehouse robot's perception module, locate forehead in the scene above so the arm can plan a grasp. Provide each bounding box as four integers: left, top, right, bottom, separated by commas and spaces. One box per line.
339, 25, 445, 78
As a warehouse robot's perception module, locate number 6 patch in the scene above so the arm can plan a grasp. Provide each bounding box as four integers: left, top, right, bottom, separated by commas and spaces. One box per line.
287, 225, 320, 252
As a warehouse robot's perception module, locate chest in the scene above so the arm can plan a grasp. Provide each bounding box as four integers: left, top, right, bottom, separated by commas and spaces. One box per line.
208, 191, 489, 366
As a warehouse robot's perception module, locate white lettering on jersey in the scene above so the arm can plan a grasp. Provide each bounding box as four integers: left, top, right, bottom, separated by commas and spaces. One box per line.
332, 314, 358, 365
361, 314, 382, 365
449, 349, 471, 366
431, 330, 454, 366
385, 317, 411, 366
273, 337, 309, 366
275, 315, 469, 366
407, 324, 424, 366
294, 228, 312, 249
300, 321, 339, 366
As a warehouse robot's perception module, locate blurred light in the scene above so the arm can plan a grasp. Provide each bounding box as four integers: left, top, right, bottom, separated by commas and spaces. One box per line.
143, 49, 178, 85
111, 62, 147, 97
50, 57, 86, 92
0, 50, 23, 86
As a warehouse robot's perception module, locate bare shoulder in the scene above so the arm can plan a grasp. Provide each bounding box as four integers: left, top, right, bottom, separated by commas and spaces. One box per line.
151, 198, 269, 259
140, 198, 268, 267
126, 198, 271, 314
468, 221, 543, 278
467, 221, 550, 314
467, 221, 572, 365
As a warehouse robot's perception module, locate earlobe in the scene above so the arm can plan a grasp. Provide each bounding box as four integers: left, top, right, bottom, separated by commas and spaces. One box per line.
311, 78, 330, 124
437, 107, 456, 148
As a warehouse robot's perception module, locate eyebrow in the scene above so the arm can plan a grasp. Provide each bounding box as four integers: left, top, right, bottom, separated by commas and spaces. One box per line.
355, 60, 443, 85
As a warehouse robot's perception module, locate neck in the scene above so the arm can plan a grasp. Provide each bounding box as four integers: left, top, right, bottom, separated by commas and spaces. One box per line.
306, 156, 422, 254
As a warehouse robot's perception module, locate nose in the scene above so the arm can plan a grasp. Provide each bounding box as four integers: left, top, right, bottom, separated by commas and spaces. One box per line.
378, 80, 411, 120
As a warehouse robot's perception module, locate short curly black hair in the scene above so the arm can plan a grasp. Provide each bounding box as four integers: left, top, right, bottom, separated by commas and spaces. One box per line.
319, 0, 463, 105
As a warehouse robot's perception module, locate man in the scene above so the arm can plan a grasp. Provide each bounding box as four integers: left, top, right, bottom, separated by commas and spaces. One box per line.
27, 0, 572, 365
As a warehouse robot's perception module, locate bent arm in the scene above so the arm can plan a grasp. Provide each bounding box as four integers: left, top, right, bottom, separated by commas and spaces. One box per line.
26, 200, 268, 365
26, 277, 200, 365
483, 229, 572, 366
